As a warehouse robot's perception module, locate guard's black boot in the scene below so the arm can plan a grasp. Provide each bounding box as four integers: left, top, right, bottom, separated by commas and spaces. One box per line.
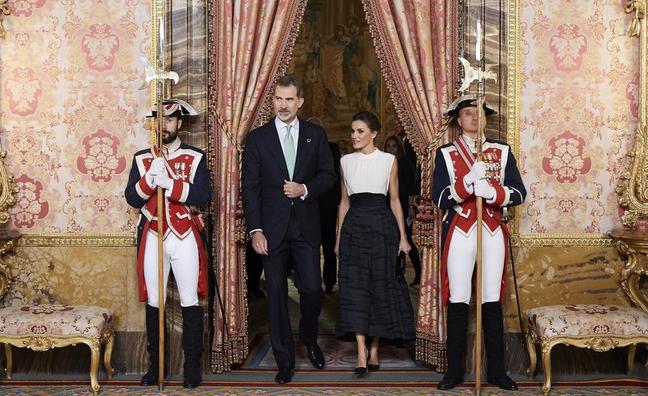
437, 303, 469, 390
182, 305, 204, 389
141, 305, 160, 386
483, 301, 518, 391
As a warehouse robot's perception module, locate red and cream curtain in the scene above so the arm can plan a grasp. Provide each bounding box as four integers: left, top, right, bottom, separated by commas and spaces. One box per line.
362, 0, 457, 370
207, 0, 308, 372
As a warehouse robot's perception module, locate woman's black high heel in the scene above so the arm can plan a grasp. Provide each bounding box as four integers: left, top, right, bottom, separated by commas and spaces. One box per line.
354, 366, 368, 378
354, 349, 369, 378
368, 353, 380, 371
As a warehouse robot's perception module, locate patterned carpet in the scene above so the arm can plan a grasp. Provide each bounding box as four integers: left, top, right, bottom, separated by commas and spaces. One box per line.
243, 333, 419, 370
1, 380, 647, 395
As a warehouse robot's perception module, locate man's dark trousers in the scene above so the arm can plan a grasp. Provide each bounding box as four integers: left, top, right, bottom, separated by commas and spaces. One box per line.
262, 208, 323, 371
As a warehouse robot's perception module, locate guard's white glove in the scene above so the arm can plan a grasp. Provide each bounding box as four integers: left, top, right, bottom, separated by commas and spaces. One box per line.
474, 179, 495, 200
146, 157, 166, 184
464, 161, 487, 185
149, 158, 166, 176
153, 172, 174, 191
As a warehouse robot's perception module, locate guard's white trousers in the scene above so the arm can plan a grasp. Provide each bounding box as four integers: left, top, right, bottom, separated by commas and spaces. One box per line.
144, 230, 199, 308
447, 224, 505, 304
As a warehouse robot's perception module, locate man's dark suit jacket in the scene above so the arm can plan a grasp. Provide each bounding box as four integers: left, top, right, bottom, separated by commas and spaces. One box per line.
242, 118, 335, 250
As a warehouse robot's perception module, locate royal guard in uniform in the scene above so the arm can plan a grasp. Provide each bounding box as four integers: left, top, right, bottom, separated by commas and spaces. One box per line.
125, 99, 211, 389
432, 94, 526, 390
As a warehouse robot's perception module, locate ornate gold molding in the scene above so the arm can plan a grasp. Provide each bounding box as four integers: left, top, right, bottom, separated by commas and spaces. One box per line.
626, 0, 646, 38
514, 233, 613, 248
610, 229, 648, 312
618, 1, 648, 227
0, 256, 10, 299
0, 0, 10, 40
0, 149, 16, 224
507, 0, 522, 238
16, 233, 136, 247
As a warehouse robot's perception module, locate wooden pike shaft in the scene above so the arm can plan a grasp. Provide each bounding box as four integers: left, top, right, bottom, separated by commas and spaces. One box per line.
156, 85, 165, 392
474, 95, 486, 395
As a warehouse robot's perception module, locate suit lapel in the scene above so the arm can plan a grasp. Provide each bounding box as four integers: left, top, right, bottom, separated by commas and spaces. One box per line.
266, 120, 289, 180
293, 120, 311, 181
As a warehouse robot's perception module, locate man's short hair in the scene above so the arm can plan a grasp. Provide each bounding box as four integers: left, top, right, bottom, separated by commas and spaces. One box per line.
275, 75, 303, 98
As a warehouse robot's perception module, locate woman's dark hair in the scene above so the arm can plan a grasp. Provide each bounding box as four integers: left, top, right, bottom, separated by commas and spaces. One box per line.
352, 111, 381, 132
383, 135, 405, 159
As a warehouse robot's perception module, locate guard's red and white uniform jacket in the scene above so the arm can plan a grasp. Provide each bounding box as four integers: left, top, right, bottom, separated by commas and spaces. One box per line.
125, 138, 211, 302
431, 137, 526, 303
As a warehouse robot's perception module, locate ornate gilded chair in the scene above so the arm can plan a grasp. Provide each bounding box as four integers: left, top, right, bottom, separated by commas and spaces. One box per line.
525, 303, 648, 394
0, 302, 115, 395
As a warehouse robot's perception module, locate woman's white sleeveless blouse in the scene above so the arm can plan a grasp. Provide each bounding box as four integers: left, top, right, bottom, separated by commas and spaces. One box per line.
340, 149, 395, 196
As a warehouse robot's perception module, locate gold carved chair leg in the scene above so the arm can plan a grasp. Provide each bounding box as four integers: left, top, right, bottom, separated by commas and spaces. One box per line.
627, 344, 636, 373
526, 332, 537, 378
4, 343, 11, 379
85, 341, 101, 395
541, 341, 555, 394
103, 331, 114, 380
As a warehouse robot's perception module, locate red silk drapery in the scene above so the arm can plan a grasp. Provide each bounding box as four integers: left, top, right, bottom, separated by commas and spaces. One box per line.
362, 0, 457, 370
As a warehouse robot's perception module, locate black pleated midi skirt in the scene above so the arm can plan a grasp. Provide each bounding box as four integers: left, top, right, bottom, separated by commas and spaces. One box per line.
336, 193, 415, 342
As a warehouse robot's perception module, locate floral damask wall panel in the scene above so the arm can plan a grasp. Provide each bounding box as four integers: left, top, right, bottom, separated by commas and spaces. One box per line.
0, 0, 150, 233
1, 246, 141, 331
502, 245, 628, 330
519, 1, 638, 233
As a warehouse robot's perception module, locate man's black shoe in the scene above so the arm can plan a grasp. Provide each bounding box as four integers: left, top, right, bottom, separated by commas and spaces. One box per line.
274, 369, 294, 384
324, 285, 334, 294
183, 377, 201, 389
306, 344, 325, 369
140, 370, 157, 386
488, 375, 518, 390
437, 374, 463, 390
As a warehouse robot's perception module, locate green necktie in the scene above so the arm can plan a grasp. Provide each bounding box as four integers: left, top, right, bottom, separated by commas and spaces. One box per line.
283, 124, 296, 180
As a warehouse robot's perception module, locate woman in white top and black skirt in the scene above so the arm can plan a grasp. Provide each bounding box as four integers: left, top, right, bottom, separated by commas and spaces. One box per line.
335, 111, 415, 378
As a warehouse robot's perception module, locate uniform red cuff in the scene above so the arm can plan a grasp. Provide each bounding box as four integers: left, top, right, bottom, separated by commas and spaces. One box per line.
491, 185, 507, 206
169, 179, 189, 202
136, 175, 155, 199
453, 176, 472, 201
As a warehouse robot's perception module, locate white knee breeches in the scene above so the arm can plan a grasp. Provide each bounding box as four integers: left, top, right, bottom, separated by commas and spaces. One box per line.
144, 230, 199, 308
447, 224, 505, 304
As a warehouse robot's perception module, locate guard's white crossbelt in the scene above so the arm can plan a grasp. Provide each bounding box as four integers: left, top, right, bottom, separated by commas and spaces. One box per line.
144, 230, 199, 308
447, 225, 505, 304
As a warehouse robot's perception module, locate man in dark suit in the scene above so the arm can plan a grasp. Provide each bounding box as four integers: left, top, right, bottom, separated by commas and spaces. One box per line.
306, 117, 341, 294
242, 76, 335, 384
321, 141, 340, 294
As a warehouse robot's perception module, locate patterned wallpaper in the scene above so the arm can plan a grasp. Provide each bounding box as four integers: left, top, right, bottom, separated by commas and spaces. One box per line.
518, 1, 638, 234
0, 0, 151, 233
